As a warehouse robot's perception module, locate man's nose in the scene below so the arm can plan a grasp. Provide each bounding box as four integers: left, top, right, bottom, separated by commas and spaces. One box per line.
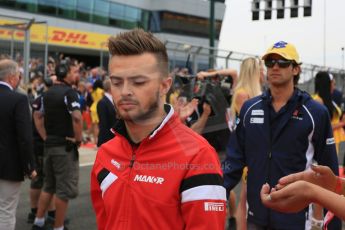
121, 81, 133, 96
272, 62, 281, 69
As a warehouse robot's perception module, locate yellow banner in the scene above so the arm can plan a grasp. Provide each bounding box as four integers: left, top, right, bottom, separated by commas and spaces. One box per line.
0, 19, 110, 50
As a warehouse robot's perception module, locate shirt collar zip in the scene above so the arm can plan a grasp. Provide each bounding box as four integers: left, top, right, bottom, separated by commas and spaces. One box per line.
110, 104, 174, 142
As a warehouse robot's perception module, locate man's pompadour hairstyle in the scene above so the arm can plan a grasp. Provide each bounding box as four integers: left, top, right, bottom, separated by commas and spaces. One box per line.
108, 28, 169, 76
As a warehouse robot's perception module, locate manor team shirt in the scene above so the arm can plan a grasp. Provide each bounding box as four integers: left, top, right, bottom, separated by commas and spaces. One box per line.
90, 105, 226, 230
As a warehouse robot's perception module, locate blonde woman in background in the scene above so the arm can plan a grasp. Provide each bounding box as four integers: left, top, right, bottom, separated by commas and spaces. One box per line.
229, 58, 262, 121
228, 57, 263, 230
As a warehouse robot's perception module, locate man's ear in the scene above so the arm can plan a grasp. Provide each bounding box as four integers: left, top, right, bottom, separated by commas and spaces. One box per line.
160, 76, 172, 95
292, 65, 301, 76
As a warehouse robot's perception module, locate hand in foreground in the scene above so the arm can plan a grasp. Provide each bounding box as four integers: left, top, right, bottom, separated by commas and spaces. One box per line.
260, 181, 314, 213
275, 164, 337, 192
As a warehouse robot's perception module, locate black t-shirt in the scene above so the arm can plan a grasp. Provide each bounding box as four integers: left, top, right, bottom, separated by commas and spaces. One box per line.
43, 84, 80, 145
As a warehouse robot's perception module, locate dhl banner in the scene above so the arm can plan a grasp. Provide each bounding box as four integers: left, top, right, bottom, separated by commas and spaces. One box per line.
0, 19, 111, 50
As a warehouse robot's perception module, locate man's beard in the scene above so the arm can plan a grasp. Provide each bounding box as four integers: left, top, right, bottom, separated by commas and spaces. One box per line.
118, 91, 160, 124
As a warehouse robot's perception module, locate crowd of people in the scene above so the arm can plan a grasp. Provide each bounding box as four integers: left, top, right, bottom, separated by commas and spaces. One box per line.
1, 29, 345, 230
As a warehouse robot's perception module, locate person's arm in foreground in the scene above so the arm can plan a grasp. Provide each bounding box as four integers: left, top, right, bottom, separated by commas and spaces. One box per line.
260, 165, 345, 220
276, 164, 340, 193
260, 180, 345, 220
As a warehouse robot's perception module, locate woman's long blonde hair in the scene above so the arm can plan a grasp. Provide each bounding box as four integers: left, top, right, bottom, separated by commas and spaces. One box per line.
230, 57, 262, 117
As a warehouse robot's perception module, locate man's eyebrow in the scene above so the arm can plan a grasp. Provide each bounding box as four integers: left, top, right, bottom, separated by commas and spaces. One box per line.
109, 75, 122, 80
109, 75, 149, 80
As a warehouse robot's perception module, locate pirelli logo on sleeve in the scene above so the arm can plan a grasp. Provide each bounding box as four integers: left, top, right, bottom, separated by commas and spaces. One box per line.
204, 202, 224, 212
180, 173, 226, 211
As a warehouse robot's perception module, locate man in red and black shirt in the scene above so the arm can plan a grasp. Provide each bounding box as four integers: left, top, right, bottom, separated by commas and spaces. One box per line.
90, 29, 226, 230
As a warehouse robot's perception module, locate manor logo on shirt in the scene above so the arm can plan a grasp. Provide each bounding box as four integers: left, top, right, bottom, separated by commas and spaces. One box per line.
134, 174, 165, 184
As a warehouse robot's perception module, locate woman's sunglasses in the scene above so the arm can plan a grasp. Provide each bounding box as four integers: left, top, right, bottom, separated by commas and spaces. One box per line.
264, 59, 293, 68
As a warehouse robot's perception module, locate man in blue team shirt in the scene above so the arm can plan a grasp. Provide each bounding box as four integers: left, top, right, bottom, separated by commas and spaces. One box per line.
223, 41, 339, 229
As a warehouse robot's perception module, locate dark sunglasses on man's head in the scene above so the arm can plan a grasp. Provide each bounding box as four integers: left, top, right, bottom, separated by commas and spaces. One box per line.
264, 59, 293, 68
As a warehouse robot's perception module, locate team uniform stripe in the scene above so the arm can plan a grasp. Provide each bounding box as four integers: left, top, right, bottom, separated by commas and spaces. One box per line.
302, 105, 315, 170
97, 168, 110, 185
180, 173, 223, 193
181, 185, 226, 203
100, 172, 118, 197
